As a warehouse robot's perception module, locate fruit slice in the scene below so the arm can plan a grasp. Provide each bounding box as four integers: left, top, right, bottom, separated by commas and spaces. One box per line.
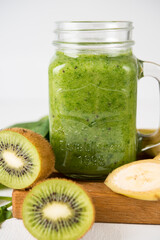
105, 159, 160, 201
0, 128, 55, 189
22, 178, 95, 240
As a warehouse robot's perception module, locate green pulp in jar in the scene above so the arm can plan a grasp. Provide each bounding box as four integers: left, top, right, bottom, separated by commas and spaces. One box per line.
49, 51, 137, 179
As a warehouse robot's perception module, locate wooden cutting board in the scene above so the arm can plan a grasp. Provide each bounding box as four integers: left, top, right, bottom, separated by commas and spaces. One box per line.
12, 166, 160, 224
12, 129, 160, 224
12, 174, 160, 224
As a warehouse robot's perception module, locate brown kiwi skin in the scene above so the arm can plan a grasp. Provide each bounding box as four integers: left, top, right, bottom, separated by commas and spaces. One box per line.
2, 128, 55, 189
23, 178, 95, 239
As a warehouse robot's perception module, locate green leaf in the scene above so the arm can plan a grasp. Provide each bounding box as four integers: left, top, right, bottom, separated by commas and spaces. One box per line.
0, 184, 8, 190
8, 116, 49, 139
0, 196, 12, 201
0, 201, 12, 224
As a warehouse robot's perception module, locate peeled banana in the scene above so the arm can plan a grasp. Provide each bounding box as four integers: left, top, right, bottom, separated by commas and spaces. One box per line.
105, 159, 160, 201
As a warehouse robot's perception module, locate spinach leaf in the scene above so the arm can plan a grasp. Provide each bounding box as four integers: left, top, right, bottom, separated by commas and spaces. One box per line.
0, 197, 12, 224
9, 116, 49, 139
0, 196, 12, 201
0, 184, 8, 190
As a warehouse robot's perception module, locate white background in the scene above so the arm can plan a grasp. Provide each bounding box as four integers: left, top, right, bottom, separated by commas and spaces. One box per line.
0, 0, 160, 129
1, 0, 160, 240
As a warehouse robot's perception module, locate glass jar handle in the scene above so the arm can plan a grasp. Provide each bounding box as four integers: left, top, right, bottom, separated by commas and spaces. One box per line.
137, 60, 160, 156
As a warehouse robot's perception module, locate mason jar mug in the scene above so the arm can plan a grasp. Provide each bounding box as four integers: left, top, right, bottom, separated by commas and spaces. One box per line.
49, 21, 160, 179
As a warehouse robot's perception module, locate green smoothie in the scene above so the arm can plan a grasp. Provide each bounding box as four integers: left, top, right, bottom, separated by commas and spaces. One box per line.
49, 51, 138, 179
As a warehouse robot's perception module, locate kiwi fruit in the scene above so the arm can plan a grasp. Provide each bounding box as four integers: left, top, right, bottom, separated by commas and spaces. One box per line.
22, 178, 95, 240
0, 128, 55, 189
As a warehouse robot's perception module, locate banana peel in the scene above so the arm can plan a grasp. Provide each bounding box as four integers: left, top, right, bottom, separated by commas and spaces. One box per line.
105, 159, 160, 201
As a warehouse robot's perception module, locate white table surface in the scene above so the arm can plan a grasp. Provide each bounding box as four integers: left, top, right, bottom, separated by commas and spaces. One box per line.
0, 98, 160, 240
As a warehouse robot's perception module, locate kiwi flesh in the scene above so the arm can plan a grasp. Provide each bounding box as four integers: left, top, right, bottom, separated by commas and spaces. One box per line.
0, 128, 55, 189
22, 178, 95, 240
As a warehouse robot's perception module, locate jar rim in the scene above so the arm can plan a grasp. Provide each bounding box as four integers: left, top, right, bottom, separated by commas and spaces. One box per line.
55, 21, 133, 31
53, 21, 134, 47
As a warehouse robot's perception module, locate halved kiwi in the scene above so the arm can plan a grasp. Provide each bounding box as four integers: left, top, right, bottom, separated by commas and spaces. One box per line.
22, 178, 95, 240
0, 128, 55, 189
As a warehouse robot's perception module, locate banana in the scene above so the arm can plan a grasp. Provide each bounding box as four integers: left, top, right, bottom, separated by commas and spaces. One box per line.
104, 159, 160, 201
